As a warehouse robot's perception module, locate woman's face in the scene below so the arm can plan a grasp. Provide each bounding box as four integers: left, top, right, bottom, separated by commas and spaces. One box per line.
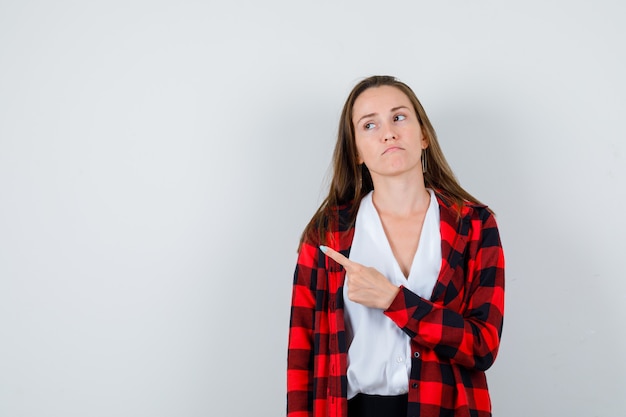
352, 85, 427, 180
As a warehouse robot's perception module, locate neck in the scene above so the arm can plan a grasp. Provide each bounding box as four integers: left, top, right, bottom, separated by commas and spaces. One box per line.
370, 174, 430, 217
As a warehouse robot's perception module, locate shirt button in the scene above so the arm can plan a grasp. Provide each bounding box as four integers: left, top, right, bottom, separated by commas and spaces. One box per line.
413, 352, 420, 358
397, 356, 404, 363
412, 383, 419, 389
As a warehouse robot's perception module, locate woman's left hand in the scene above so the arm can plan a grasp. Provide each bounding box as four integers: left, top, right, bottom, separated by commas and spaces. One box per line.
321, 245, 400, 310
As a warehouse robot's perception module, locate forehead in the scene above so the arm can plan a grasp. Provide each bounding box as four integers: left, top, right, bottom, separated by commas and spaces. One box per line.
352, 85, 413, 118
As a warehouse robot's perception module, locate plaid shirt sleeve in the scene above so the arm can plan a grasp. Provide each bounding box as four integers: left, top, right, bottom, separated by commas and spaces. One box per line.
287, 239, 318, 417
287, 204, 353, 417
384, 205, 505, 371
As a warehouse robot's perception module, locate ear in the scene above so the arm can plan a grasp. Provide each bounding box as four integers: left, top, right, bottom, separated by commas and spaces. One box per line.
357, 154, 364, 165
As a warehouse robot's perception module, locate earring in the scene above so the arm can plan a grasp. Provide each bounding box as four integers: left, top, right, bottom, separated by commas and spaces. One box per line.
421, 148, 427, 173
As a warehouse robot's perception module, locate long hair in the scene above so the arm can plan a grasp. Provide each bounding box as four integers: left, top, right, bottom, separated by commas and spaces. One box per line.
300, 75, 485, 247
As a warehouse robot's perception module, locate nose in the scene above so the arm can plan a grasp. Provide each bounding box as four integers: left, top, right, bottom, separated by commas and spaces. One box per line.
383, 123, 397, 142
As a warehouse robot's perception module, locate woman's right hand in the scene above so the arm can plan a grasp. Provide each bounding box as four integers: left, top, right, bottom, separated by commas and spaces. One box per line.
320, 245, 400, 310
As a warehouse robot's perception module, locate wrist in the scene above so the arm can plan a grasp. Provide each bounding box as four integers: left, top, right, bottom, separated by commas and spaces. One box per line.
382, 285, 400, 310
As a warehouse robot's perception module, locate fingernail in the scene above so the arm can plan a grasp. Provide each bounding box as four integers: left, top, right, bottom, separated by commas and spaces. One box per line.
319, 245, 328, 254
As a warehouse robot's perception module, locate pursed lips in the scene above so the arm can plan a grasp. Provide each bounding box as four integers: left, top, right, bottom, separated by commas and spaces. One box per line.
382, 146, 403, 155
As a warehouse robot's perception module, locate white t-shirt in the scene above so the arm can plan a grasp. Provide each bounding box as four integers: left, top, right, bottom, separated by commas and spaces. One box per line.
344, 188, 442, 399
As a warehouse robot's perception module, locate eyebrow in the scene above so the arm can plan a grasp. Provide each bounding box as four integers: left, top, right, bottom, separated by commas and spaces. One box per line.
355, 105, 411, 125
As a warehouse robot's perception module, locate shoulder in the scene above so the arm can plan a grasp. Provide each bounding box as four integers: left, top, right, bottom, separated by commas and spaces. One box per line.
464, 201, 494, 223
434, 190, 498, 230
300, 201, 356, 250
459, 200, 501, 249
320, 201, 355, 233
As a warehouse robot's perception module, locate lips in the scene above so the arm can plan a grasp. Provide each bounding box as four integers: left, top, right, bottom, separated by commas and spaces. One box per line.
382, 146, 403, 155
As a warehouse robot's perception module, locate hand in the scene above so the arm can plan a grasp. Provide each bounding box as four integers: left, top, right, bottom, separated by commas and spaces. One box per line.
320, 245, 400, 310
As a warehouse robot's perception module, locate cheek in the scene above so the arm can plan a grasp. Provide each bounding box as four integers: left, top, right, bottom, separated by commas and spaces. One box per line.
354, 137, 367, 163
356, 145, 365, 164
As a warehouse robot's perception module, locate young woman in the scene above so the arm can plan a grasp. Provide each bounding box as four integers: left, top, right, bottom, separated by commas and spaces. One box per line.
287, 75, 505, 417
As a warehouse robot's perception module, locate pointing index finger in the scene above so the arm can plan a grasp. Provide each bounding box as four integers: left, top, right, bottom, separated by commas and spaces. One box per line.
320, 245, 352, 268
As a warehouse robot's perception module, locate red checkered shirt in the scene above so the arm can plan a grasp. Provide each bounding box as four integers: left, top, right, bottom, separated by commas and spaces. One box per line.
287, 192, 505, 417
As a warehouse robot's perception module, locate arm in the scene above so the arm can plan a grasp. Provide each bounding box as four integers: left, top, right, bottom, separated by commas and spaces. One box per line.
287, 241, 318, 417
384, 210, 505, 371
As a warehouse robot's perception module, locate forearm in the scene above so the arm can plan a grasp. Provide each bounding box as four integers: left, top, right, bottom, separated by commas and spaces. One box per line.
384, 286, 503, 370
383, 208, 506, 370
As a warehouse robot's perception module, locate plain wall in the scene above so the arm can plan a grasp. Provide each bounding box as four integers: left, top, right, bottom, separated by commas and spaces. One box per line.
1, 1, 625, 416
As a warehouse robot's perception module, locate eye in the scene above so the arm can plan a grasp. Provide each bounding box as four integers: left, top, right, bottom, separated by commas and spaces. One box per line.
364, 122, 375, 130
394, 114, 407, 122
